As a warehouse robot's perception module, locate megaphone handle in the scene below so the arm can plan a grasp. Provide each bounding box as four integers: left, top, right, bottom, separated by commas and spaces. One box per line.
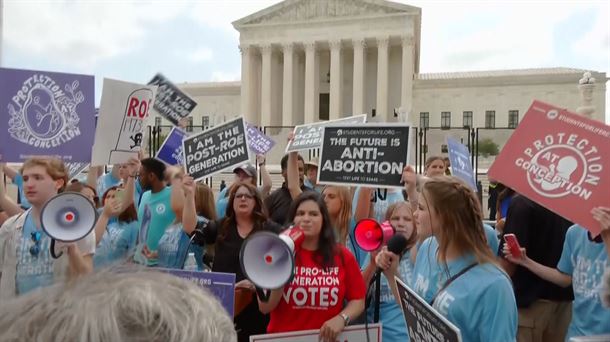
255, 287, 270, 302
49, 239, 64, 259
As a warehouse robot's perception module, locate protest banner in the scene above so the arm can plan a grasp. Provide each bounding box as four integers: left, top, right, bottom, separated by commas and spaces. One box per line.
148, 73, 197, 126
447, 137, 477, 191
396, 278, 462, 342
488, 100, 610, 235
66, 162, 89, 180
91, 79, 157, 166
183, 116, 250, 181
285, 114, 367, 152
156, 127, 187, 165
250, 323, 382, 342
246, 122, 275, 154
318, 124, 410, 188
0, 67, 95, 162
164, 269, 235, 317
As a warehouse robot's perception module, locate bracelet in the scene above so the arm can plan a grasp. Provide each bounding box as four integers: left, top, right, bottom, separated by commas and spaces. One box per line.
339, 313, 350, 326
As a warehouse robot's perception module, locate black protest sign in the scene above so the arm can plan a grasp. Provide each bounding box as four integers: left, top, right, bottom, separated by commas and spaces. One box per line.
182, 117, 250, 181
148, 73, 197, 126
318, 124, 410, 188
395, 278, 462, 342
285, 114, 366, 152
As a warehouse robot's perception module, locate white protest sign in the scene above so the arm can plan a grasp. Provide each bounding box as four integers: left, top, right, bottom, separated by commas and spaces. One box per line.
91, 79, 157, 166
249, 323, 382, 342
285, 114, 367, 152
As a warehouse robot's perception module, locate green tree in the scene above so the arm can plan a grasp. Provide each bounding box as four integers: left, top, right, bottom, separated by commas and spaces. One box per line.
477, 138, 499, 157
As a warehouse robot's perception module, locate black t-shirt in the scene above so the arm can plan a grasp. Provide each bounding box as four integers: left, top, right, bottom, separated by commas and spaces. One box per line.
264, 183, 310, 226
192, 218, 281, 342
498, 195, 574, 307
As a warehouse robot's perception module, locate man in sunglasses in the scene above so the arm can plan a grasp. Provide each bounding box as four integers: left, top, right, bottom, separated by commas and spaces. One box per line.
0, 158, 95, 301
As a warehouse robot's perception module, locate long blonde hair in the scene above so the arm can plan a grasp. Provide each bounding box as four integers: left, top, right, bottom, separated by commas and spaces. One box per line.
421, 176, 497, 267
323, 186, 352, 245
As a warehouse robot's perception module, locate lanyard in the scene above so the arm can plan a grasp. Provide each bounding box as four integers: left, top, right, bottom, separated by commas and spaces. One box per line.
430, 262, 478, 305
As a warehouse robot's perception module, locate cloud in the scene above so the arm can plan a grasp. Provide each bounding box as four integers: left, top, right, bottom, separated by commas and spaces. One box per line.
184, 47, 214, 62
188, 0, 282, 36
571, 7, 610, 70
3, 0, 187, 69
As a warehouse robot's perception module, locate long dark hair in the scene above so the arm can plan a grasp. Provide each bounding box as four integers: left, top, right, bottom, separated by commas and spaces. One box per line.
218, 182, 267, 242
101, 186, 138, 223
287, 191, 338, 268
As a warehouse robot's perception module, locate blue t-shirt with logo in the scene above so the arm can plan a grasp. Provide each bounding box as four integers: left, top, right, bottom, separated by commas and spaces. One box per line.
156, 218, 206, 270
93, 218, 139, 269
367, 255, 415, 341
557, 225, 610, 340
411, 237, 517, 342
13, 174, 31, 209
15, 213, 53, 295
137, 186, 175, 265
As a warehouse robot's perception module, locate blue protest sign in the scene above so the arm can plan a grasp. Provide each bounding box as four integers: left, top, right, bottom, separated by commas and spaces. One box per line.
447, 137, 477, 191
165, 269, 235, 317
156, 127, 187, 165
0, 67, 96, 162
246, 123, 276, 154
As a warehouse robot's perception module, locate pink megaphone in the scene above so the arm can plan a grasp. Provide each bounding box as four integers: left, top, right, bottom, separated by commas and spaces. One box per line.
354, 219, 395, 251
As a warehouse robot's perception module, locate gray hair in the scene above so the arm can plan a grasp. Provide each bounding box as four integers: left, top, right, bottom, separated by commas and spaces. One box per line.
0, 268, 237, 342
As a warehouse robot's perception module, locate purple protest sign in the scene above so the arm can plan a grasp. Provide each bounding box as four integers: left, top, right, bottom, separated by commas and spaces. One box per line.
246, 123, 276, 154
0, 67, 95, 162
164, 269, 235, 317
156, 127, 187, 165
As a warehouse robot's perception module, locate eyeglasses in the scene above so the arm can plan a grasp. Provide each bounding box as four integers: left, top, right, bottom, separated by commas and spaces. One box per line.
30, 231, 42, 257
235, 193, 254, 200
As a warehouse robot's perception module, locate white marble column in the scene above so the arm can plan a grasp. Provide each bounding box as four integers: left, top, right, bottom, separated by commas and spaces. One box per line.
401, 36, 414, 119
260, 44, 273, 127
376, 36, 389, 122
329, 40, 342, 120
304, 41, 319, 124
352, 38, 366, 116
239, 44, 255, 124
282, 43, 294, 126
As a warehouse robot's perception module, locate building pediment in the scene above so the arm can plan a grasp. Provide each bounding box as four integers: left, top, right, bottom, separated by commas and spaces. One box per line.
233, 0, 420, 28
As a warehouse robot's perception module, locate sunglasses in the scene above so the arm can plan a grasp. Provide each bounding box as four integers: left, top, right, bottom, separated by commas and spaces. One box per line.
235, 193, 254, 200
30, 231, 42, 257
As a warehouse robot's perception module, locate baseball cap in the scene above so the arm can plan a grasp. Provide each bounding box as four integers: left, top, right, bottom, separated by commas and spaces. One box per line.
305, 157, 319, 168
233, 164, 256, 177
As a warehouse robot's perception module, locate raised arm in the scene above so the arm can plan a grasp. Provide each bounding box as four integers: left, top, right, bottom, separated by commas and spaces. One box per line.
503, 246, 572, 287
0, 165, 23, 217
182, 175, 198, 235
2, 164, 18, 180
354, 187, 373, 222
287, 151, 302, 199
257, 155, 272, 197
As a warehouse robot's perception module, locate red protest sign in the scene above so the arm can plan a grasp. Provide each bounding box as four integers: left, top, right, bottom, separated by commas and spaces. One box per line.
488, 100, 610, 235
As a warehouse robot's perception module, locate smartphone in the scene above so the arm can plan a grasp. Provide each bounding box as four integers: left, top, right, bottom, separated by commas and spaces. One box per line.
504, 234, 522, 258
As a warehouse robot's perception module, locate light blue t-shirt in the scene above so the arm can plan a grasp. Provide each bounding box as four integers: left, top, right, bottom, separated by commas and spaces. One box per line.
304, 179, 323, 193
13, 174, 31, 209
137, 187, 175, 265
411, 237, 517, 342
556, 225, 610, 340
16, 213, 53, 294
93, 218, 139, 269
483, 223, 499, 255
351, 187, 404, 224
367, 255, 415, 341
156, 218, 206, 270
215, 187, 229, 220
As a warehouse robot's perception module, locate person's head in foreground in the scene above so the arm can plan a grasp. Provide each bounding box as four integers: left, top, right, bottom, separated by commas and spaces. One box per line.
0, 269, 237, 342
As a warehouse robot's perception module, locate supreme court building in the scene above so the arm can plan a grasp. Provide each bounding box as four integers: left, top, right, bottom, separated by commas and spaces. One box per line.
158, 0, 607, 165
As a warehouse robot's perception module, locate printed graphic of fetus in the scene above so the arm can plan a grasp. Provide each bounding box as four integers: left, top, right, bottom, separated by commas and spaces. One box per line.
534, 155, 578, 191
23, 86, 65, 139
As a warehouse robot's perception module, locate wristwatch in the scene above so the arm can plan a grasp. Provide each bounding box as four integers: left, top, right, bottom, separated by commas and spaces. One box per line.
339, 313, 350, 326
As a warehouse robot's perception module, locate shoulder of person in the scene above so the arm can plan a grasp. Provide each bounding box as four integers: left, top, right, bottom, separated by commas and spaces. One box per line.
0, 211, 28, 235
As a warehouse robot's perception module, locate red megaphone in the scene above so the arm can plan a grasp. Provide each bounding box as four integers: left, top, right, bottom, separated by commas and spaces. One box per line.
354, 219, 395, 251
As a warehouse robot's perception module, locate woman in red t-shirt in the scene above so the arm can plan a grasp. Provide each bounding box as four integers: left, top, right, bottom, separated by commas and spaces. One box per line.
258, 191, 366, 342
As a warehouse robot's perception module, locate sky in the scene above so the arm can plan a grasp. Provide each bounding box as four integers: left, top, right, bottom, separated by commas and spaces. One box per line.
1, 0, 609, 122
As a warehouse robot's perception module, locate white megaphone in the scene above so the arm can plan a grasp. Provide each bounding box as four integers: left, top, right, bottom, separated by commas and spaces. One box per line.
41, 192, 98, 259
240, 226, 305, 301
